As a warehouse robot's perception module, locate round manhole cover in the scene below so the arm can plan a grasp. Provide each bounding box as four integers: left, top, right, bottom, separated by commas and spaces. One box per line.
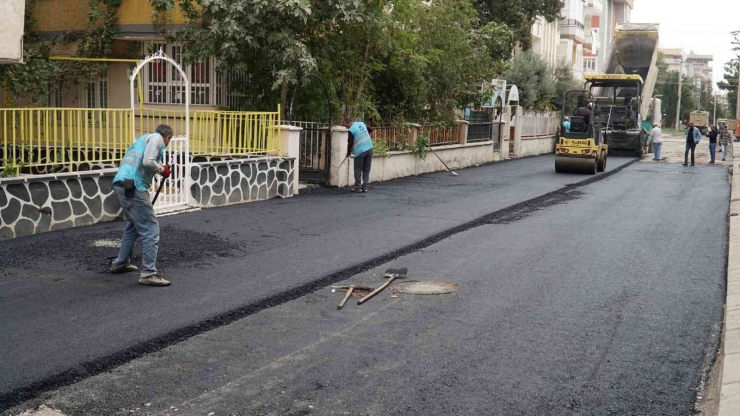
393, 282, 458, 295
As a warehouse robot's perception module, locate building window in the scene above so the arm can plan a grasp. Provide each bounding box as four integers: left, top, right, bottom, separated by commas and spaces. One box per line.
142, 42, 217, 106
82, 70, 109, 124
48, 82, 63, 108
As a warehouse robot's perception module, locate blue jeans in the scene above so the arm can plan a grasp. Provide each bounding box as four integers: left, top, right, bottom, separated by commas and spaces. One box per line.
112, 184, 159, 277
709, 143, 717, 162
653, 143, 662, 160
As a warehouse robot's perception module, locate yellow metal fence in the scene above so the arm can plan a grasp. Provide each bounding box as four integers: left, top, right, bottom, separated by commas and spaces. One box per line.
0, 108, 132, 173
0, 106, 281, 174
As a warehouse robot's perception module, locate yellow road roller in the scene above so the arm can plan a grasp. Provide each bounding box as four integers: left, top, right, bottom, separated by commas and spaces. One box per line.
555, 89, 608, 174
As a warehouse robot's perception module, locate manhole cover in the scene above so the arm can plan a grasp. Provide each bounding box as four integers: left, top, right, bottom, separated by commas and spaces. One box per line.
393, 282, 458, 295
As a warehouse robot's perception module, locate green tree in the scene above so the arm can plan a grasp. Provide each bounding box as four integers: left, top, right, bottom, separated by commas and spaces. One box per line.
718, 59, 739, 119
503, 50, 555, 110
551, 59, 581, 110
657, 71, 697, 127
475, 0, 562, 50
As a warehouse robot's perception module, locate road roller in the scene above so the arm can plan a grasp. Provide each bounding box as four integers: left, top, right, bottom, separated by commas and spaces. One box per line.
555, 90, 608, 175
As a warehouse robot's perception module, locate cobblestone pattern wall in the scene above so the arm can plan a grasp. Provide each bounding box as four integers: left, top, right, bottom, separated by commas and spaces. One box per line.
0, 172, 120, 240
190, 158, 295, 207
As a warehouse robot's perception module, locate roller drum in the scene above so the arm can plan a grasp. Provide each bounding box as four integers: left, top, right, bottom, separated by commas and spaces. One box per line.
555, 156, 598, 175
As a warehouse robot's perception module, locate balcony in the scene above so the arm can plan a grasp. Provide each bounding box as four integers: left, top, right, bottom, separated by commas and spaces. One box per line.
584, 29, 600, 54
559, 18, 585, 44
614, 0, 634, 7
585, 0, 603, 16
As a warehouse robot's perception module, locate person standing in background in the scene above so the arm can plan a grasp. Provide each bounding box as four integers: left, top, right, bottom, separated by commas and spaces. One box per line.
707, 125, 718, 164
683, 122, 701, 167
721, 125, 733, 161
650, 124, 663, 161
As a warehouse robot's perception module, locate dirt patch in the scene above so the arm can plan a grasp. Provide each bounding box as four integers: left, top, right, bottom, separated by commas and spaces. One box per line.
641, 135, 733, 167
0, 225, 241, 271
694, 343, 722, 415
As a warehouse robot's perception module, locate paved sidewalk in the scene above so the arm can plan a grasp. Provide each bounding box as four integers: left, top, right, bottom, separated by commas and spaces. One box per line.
0, 155, 634, 408
719, 141, 740, 415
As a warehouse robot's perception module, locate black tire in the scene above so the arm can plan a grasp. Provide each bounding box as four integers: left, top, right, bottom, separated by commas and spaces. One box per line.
597, 152, 607, 172
590, 159, 598, 175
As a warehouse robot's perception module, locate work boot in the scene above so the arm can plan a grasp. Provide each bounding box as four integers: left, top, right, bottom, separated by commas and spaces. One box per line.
138, 275, 171, 286
111, 263, 138, 274
351, 187, 363, 193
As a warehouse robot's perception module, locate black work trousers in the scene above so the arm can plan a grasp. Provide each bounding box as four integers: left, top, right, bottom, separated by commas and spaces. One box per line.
684, 142, 696, 165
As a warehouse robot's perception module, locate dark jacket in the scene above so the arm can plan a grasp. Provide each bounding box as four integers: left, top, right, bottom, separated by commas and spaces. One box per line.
708, 130, 718, 144
574, 107, 592, 125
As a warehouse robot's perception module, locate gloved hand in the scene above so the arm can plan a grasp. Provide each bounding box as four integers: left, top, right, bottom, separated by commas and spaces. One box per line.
161, 165, 171, 178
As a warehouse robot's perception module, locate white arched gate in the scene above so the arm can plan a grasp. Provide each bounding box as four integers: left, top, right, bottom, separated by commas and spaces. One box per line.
129, 49, 191, 214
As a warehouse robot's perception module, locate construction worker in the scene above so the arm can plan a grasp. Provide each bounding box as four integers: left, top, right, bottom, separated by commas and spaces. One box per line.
343, 118, 374, 193
110, 124, 173, 286
650, 123, 663, 161
573, 103, 592, 129
562, 117, 571, 133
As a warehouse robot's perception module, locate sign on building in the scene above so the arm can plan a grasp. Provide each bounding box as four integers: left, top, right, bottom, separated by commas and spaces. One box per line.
481, 79, 507, 109
0, 0, 25, 63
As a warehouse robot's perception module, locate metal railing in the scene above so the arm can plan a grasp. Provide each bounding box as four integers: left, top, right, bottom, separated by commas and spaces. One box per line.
0, 108, 132, 173
419, 124, 460, 147
519, 113, 561, 138
1, 106, 282, 174
371, 126, 409, 151
467, 123, 493, 143
191, 109, 281, 156
560, 18, 585, 29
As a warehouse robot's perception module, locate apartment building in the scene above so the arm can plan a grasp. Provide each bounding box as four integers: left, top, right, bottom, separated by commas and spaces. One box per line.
597, 0, 634, 75
686, 52, 714, 82
3, 0, 230, 110
531, 16, 560, 68
660, 48, 688, 75
556, 0, 586, 80
583, 0, 603, 76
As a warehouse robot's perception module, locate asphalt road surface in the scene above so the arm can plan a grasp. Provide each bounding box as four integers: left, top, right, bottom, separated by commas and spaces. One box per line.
0, 156, 728, 415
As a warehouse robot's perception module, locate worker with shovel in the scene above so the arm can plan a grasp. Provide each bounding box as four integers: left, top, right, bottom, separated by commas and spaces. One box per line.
109, 124, 173, 286
343, 118, 374, 193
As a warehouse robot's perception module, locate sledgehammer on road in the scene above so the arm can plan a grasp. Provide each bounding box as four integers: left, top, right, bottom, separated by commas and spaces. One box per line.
358, 267, 408, 305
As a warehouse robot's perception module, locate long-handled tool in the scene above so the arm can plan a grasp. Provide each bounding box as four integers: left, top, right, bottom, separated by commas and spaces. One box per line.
151, 165, 173, 204
333, 155, 350, 187
358, 267, 408, 305
335, 285, 374, 310
427, 145, 458, 176
338, 287, 354, 310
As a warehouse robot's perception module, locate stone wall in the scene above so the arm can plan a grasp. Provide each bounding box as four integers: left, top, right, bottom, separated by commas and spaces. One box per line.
0, 157, 297, 240
519, 136, 557, 158
0, 171, 120, 240
190, 158, 296, 207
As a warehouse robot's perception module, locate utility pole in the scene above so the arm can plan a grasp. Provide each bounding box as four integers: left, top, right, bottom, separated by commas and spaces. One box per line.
675, 58, 683, 130
714, 91, 717, 125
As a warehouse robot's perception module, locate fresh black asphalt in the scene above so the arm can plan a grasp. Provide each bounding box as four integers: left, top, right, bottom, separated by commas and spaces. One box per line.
2, 155, 725, 415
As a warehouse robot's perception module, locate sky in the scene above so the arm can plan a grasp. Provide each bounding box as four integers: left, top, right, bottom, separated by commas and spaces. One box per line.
631, 0, 738, 90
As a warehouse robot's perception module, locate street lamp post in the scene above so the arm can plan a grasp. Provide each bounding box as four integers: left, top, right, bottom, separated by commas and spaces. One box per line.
675, 58, 683, 130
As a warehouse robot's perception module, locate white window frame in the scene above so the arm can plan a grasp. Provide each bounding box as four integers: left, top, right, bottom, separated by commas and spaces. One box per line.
81, 69, 109, 124
142, 42, 217, 106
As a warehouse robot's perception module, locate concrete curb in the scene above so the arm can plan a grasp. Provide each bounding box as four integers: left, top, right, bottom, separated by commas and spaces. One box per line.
719, 142, 740, 416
